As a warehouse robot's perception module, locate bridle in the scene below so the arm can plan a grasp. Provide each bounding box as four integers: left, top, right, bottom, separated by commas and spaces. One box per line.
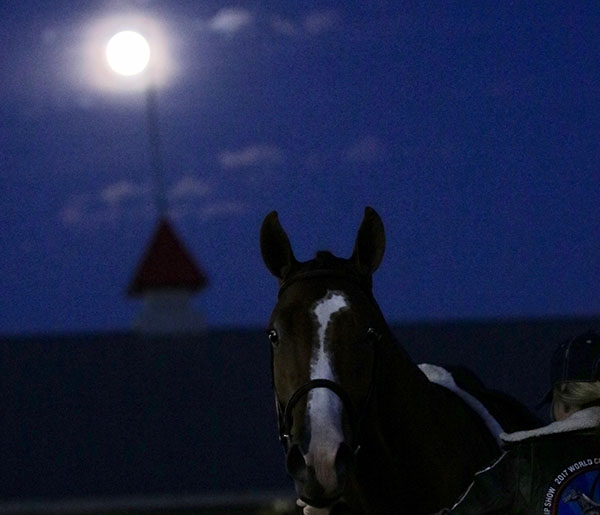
270, 269, 382, 455
274, 329, 380, 455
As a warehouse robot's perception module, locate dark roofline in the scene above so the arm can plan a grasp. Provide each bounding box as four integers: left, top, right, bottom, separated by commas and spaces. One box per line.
0, 490, 295, 515
2, 314, 599, 342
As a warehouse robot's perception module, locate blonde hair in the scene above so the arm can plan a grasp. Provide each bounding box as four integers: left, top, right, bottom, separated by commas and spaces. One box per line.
553, 381, 600, 410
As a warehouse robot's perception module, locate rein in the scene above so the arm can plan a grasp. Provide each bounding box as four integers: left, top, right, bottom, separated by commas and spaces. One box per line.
271, 269, 381, 455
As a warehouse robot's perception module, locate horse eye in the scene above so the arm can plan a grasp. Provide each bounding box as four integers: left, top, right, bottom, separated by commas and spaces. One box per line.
366, 327, 380, 343
268, 329, 279, 346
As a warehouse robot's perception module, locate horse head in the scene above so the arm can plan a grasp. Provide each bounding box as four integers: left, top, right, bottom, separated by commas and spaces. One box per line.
260, 207, 386, 509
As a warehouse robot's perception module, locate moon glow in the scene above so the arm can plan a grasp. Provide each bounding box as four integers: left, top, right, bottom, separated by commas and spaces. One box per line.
106, 31, 151, 76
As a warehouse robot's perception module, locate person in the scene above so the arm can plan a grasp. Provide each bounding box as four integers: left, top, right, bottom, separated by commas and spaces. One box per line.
434, 330, 600, 515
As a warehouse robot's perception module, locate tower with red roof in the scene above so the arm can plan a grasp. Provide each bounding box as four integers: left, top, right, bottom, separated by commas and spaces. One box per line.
128, 216, 207, 334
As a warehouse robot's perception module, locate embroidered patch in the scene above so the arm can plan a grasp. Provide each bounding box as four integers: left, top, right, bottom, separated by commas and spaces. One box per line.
543, 458, 600, 514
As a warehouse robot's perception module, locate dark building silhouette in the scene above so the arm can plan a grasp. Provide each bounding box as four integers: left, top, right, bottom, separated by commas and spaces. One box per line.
3, 216, 598, 513
1, 317, 599, 513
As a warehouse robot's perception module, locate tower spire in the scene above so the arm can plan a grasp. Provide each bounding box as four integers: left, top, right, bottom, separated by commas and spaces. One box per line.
145, 84, 168, 217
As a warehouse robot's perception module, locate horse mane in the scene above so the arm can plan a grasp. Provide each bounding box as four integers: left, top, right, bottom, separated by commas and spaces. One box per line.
446, 365, 542, 432
295, 253, 542, 434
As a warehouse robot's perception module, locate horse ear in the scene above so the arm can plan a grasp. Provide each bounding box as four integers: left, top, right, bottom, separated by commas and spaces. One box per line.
351, 206, 385, 274
260, 211, 297, 280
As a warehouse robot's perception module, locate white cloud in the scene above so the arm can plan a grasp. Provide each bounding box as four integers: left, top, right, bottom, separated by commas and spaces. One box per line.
270, 15, 299, 37
167, 200, 247, 222
208, 8, 254, 34
269, 10, 340, 38
303, 9, 340, 35
199, 8, 339, 39
100, 180, 150, 205
59, 192, 97, 226
59, 204, 84, 226
60, 182, 153, 227
168, 176, 211, 201
345, 136, 387, 163
219, 144, 285, 169
60, 177, 244, 227
200, 201, 247, 218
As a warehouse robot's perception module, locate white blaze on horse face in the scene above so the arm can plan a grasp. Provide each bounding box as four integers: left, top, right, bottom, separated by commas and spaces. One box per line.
306, 291, 348, 492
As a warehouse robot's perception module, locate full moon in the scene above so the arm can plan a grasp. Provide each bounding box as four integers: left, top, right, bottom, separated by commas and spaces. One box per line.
106, 31, 151, 76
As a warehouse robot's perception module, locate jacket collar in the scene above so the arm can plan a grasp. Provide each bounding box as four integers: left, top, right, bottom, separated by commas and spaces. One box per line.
501, 406, 600, 443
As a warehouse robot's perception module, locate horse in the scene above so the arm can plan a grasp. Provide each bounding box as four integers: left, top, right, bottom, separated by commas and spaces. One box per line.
260, 207, 540, 514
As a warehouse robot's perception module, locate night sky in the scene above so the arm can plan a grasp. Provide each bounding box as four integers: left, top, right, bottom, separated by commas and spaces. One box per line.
1, 1, 599, 335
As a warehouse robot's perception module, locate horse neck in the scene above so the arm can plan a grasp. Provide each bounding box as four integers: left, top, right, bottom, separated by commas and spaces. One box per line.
357, 331, 497, 512
373, 334, 449, 455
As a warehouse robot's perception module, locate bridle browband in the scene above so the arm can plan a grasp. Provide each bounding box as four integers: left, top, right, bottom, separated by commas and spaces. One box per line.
271, 269, 381, 455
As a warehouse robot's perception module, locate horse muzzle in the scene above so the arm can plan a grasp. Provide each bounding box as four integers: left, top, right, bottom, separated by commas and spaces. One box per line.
286, 441, 356, 509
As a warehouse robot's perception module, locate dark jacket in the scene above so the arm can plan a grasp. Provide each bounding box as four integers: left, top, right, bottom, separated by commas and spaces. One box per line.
444, 406, 600, 515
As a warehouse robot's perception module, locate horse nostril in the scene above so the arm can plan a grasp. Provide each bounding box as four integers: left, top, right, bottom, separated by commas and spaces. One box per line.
335, 442, 356, 485
286, 444, 308, 482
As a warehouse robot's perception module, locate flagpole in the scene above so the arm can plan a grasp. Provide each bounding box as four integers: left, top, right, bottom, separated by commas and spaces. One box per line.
144, 82, 167, 217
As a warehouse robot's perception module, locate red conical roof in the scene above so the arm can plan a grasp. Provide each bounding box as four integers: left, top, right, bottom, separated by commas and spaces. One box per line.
128, 217, 208, 296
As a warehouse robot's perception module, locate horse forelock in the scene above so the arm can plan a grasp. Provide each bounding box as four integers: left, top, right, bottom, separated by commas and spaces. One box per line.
278, 251, 373, 301
313, 250, 344, 268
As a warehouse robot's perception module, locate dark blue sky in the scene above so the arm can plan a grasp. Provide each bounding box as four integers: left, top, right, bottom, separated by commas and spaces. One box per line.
1, 1, 599, 335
